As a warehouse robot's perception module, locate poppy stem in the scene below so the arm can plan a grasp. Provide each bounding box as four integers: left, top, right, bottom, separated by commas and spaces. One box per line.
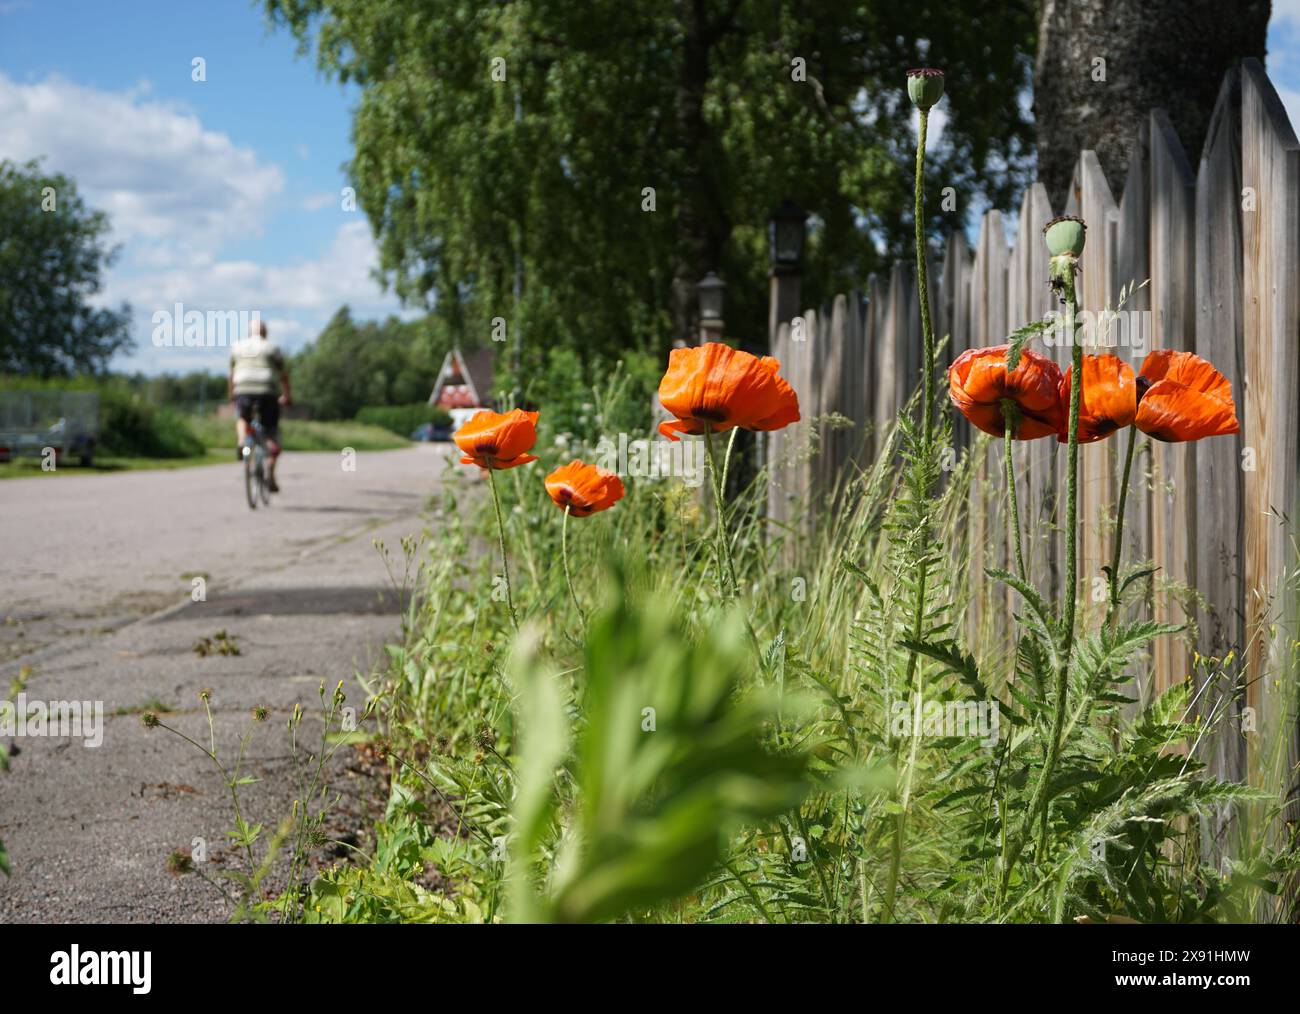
486, 468, 520, 632
915, 107, 936, 446
1000, 266, 1082, 907
1106, 424, 1139, 632
561, 505, 585, 628
721, 426, 739, 498
703, 428, 739, 599
882, 104, 938, 925
1000, 404, 1027, 583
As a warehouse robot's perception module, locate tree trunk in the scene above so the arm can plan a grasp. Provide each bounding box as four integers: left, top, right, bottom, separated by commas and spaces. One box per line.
1035, 0, 1270, 208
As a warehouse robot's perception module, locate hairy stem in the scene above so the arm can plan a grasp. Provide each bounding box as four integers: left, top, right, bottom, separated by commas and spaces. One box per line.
1001, 403, 1027, 583
703, 428, 739, 599
487, 468, 520, 631
1000, 267, 1082, 906
561, 505, 585, 627
882, 104, 938, 925
1106, 424, 1139, 632
915, 108, 936, 446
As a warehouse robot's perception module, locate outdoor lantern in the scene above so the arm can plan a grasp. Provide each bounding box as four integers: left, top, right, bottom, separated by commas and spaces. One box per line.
768, 199, 808, 269
696, 271, 726, 326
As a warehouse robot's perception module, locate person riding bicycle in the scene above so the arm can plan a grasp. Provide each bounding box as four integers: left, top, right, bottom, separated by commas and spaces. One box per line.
229, 318, 292, 493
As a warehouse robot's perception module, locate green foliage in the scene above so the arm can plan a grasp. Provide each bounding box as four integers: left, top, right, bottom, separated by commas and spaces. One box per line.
506, 575, 810, 923
514, 346, 661, 446
265, 0, 1036, 353
168, 354, 1296, 925
356, 402, 436, 436
0, 159, 132, 375
291, 306, 444, 420
99, 388, 205, 458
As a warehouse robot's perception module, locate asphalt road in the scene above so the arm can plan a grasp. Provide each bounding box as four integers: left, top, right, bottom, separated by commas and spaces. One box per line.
0, 443, 455, 922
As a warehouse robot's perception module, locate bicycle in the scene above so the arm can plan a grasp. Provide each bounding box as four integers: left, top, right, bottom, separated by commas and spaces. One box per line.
241, 404, 273, 510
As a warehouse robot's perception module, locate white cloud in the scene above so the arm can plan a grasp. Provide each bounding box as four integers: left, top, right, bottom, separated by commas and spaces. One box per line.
1274, 1, 1300, 28
111, 219, 390, 316
1276, 85, 1300, 137
105, 219, 411, 371
0, 72, 407, 371
0, 73, 284, 260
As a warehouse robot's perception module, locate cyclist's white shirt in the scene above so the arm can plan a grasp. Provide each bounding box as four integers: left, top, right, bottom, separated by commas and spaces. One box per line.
230, 338, 285, 396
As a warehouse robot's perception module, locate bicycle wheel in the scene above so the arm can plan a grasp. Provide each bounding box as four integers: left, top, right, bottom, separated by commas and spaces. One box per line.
244, 443, 259, 509
257, 443, 271, 506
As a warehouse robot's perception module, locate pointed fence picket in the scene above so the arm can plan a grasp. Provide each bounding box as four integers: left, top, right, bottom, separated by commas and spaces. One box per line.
763, 60, 1298, 794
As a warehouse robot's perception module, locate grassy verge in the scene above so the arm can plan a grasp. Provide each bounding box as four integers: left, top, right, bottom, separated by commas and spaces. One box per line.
189, 415, 410, 453
1, 418, 409, 478
0, 450, 230, 478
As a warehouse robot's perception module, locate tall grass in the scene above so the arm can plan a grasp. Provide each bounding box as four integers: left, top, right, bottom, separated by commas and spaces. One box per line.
278, 351, 1297, 923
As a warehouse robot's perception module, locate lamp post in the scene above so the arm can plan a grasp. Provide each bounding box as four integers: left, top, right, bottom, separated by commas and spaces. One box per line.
768, 199, 806, 344
696, 271, 726, 343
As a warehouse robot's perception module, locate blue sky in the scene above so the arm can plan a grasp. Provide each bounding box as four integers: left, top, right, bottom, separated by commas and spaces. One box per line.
0, 0, 409, 375
2, 1, 1299, 376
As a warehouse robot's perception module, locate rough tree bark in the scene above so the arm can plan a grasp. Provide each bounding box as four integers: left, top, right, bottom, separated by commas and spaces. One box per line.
1035, 0, 1270, 207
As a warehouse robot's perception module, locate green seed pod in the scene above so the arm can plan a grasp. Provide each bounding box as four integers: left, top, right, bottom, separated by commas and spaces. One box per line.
906, 68, 945, 110
1043, 215, 1087, 258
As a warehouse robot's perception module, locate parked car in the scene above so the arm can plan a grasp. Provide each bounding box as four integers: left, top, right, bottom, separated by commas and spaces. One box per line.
410, 421, 452, 442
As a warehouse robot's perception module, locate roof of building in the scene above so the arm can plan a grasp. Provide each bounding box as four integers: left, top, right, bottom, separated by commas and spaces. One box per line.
430, 345, 496, 407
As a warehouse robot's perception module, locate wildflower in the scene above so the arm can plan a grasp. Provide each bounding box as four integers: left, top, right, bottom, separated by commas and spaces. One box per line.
1056, 350, 1239, 444
141, 711, 159, 729
1133, 350, 1239, 442
1057, 354, 1136, 443
657, 342, 799, 441
906, 67, 945, 109
544, 460, 625, 517
948, 345, 1065, 439
453, 409, 539, 469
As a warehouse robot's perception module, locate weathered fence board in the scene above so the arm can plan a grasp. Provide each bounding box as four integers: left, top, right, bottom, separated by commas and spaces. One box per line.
1240, 59, 1300, 791
1195, 65, 1247, 826
761, 61, 1297, 789
1115, 120, 1154, 681
967, 212, 1010, 649
1071, 151, 1121, 624
1148, 109, 1199, 699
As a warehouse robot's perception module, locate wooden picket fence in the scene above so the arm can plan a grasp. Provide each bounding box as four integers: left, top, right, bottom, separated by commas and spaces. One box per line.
766, 59, 1298, 795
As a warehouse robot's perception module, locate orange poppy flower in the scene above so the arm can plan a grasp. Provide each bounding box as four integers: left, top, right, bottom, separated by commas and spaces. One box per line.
948, 345, 1065, 439
1057, 354, 1137, 443
545, 460, 625, 516
453, 408, 539, 469
657, 342, 800, 441
1134, 350, 1239, 442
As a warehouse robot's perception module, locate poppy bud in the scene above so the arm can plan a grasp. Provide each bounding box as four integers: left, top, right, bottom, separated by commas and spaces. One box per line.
1043, 215, 1087, 258
906, 68, 945, 110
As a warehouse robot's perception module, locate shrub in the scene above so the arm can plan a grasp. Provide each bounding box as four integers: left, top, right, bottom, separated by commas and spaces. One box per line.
98, 389, 205, 458
356, 402, 434, 436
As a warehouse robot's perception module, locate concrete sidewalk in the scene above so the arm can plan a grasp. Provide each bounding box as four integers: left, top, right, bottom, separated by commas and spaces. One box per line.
0, 443, 455, 922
